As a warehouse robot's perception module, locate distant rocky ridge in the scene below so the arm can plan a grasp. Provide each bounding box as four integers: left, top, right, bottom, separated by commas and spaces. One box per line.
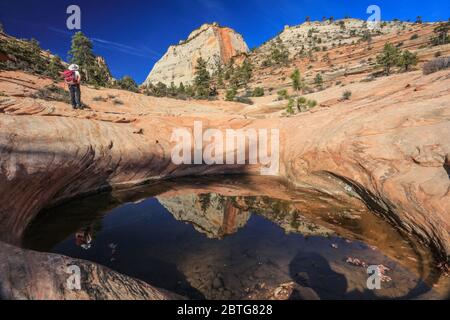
143, 23, 249, 86
143, 19, 442, 92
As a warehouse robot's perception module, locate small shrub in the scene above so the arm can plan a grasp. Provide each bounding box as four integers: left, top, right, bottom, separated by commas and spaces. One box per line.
286, 98, 295, 114
116, 76, 139, 92
277, 89, 289, 100
298, 97, 307, 105
252, 87, 265, 97
410, 34, 419, 40
314, 73, 323, 86
422, 57, 450, 75
31, 85, 71, 104
435, 51, 442, 58
307, 100, 317, 108
225, 88, 237, 101
113, 98, 124, 105
93, 96, 107, 102
342, 90, 352, 100
235, 96, 253, 105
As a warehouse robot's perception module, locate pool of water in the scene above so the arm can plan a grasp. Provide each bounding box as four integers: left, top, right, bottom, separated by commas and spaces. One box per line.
23, 176, 447, 300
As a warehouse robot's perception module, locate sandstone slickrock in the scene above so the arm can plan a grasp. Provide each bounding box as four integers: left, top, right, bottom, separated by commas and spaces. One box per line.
0, 241, 181, 300
143, 23, 249, 86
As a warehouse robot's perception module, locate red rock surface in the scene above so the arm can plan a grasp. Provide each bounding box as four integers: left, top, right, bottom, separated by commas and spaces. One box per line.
0, 65, 449, 299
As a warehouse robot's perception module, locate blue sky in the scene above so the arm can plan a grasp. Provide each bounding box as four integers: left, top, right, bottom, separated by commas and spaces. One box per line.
1, 0, 448, 83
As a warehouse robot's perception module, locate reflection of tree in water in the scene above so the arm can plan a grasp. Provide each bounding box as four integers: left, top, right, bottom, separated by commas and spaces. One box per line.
199, 193, 212, 213
237, 196, 332, 237
197, 194, 333, 237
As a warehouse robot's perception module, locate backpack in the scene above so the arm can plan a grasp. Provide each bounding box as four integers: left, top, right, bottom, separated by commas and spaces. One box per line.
63, 70, 77, 84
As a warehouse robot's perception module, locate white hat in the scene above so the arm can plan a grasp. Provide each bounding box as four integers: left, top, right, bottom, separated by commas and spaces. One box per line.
68, 64, 79, 71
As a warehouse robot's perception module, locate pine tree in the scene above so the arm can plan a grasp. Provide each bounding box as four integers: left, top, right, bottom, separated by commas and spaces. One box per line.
397, 50, 418, 71
47, 55, 64, 80
291, 68, 306, 111
240, 60, 253, 86
290, 68, 305, 96
69, 32, 96, 83
431, 22, 450, 46
267, 38, 289, 66
286, 98, 295, 115
194, 57, 211, 98
376, 43, 401, 75
117, 76, 138, 92
225, 88, 237, 101
314, 73, 323, 86
178, 82, 186, 94
27, 38, 46, 73
167, 82, 177, 97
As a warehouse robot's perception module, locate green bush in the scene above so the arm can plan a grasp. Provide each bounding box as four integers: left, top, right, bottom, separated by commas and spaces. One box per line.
277, 89, 289, 100
298, 96, 307, 104
376, 43, 401, 75
286, 98, 295, 114
116, 76, 139, 92
430, 22, 450, 46
342, 90, 352, 100
225, 88, 237, 101
307, 100, 317, 108
397, 50, 418, 71
0, 37, 64, 79
314, 73, 323, 86
252, 87, 265, 97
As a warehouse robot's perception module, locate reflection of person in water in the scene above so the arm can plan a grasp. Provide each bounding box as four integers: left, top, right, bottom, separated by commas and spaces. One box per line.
75, 227, 93, 250
74, 221, 102, 250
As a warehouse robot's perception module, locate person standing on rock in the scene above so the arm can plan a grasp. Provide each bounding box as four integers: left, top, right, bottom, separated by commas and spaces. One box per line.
63, 64, 82, 110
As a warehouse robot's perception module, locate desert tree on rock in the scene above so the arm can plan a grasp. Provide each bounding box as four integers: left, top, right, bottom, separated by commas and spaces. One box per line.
397, 50, 418, 71
290, 68, 307, 110
194, 57, 211, 99
376, 43, 401, 75
431, 22, 450, 46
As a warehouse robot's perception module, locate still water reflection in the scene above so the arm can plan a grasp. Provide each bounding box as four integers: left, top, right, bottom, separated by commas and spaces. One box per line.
23, 177, 446, 300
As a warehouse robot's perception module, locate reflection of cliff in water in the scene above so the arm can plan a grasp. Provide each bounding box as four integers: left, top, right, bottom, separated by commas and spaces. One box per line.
157, 194, 251, 239
157, 194, 333, 239
22, 176, 449, 300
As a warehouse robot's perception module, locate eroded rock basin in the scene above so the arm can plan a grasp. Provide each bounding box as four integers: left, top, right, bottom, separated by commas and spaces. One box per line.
22, 176, 450, 300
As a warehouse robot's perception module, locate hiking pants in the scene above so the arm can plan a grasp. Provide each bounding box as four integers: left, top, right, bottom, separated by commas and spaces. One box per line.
69, 84, 81, 108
